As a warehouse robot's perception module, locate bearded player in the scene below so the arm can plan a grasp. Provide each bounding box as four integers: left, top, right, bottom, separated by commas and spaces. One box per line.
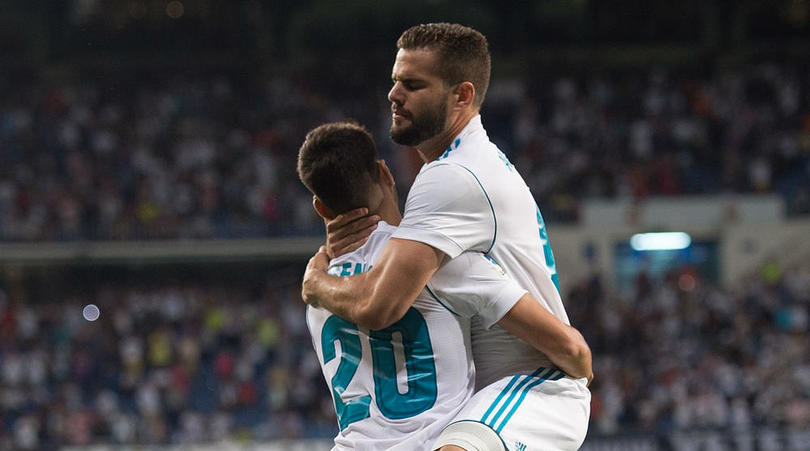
302, 23, 592, 450
299, 121, 591, 450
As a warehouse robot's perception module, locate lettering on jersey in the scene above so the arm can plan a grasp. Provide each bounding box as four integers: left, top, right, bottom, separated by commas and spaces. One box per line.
328, 262, 372, 277
495, 147, 514, 172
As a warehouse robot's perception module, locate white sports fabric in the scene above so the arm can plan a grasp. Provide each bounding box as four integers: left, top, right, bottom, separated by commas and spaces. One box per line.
308, 221, 526, 450
392, 116, 590, 449
434, 369, 591, 451
392, 115, 572, 390
432, 420, 506, 451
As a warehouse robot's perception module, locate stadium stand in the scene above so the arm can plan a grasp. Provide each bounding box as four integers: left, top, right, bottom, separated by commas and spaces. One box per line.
2, 64, 809, 241
1, 259, 808, 449
2, 1, 810, 449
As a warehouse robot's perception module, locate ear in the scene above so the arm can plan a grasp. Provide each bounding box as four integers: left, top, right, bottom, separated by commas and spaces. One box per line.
312, 196, 336, 220
378, 160, 395, 189
453, 81, 476, 110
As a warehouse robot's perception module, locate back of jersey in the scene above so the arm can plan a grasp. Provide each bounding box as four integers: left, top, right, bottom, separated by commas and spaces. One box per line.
463, 127, 568, 389
306, 222, 474, 450
393, 116, 569, 389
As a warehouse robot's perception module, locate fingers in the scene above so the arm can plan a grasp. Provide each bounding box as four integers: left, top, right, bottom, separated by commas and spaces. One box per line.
307, 246, 330, 271
302, 246, 330, 307
326, 209, 379, 258
326, 209, 380, 238
326, 208, 370, 233
331, 233, 372, 257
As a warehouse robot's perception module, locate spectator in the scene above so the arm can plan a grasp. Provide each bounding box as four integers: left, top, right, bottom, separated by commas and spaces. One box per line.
2, 62, 810, 242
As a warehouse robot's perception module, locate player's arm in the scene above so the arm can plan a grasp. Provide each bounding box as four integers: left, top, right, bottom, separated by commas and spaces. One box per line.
497, 295, 593, 384
304, 164, 490, 329
302, 238, 445, 330
427, 253, 593, 384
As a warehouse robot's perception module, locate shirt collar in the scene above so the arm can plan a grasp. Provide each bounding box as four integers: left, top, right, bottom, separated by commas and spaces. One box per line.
455, 114, 484, 145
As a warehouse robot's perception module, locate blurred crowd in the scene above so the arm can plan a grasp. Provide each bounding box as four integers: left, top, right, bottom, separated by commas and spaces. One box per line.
567, 260, 810, 436
0, 74, 347, 241
500, 62, 810, 221
0, 272, 336, 449
2, 61, 810, 241
1, 258, 808, 448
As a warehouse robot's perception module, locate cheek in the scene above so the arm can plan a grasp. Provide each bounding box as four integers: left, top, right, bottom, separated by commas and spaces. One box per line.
413, 92, 442, 114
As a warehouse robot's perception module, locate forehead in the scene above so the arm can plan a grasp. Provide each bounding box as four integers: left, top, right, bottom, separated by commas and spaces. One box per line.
391, 48, 441, 80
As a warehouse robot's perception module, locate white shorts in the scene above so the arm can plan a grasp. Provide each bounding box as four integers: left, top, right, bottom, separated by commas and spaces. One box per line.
433, 368, 591, 451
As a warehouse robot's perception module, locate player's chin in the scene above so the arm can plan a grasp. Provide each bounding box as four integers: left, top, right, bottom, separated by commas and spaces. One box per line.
390, 126, 414, 145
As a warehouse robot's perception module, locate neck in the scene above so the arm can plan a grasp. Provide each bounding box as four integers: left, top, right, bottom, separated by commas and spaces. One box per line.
416, 110, 477, 163
372, 197, 402, 226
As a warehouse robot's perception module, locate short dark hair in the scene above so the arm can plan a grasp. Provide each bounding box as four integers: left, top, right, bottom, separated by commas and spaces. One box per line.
397, 23, 491, 108
297, 121, 380, 215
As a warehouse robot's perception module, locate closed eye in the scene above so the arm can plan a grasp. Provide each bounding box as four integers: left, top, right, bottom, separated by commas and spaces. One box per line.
392, 78, 426, 92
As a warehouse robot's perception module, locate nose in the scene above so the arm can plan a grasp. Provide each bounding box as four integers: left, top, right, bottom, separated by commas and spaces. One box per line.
388, 82, 403, 106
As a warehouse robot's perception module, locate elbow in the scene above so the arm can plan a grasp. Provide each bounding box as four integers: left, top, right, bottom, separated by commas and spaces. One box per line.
354, 309, 389, 331
563, 335, 589, 361
355, 311, 397, 331
557, 331, 592, 379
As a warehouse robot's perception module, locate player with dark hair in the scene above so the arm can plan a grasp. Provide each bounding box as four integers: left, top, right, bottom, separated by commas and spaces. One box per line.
298, 121, 382, 216
303, 23, 591, 450
298, 121, 591, 450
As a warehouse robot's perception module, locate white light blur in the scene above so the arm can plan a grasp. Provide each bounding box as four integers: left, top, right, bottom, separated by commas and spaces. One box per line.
630, 232, 692, 251
83, 304, 100, 322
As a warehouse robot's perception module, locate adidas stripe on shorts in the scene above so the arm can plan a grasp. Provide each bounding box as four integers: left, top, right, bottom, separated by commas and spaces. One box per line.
433, 367, 591, 451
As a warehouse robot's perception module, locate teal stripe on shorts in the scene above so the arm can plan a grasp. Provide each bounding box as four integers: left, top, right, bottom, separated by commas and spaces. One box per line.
494, 369, 561, 433
482, 367, 553, 429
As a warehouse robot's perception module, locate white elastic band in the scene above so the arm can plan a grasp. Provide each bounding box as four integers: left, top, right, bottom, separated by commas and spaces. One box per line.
432, 421, 506, 451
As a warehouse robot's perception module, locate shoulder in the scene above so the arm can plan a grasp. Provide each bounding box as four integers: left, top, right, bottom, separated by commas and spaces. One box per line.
412, 161, 485, 194
404, 164, 492, 218
369, 221, 396, 242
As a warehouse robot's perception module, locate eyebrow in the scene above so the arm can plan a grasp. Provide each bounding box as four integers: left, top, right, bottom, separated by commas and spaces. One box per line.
392, 75, 426, 84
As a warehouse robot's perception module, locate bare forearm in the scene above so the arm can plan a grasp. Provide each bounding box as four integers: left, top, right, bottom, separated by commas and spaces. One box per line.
301, 267, 369, 324
300, 239, 442, 330
497, 295, 593, 381
546, 326, 592, 381
303, 266, 420, 329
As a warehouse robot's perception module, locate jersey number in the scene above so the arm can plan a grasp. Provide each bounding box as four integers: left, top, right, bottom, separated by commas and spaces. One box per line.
320, 307, 438, 430
536, 205, 561, 293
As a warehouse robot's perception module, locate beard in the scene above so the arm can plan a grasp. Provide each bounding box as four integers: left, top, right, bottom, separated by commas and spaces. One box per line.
390, 99, 448, 147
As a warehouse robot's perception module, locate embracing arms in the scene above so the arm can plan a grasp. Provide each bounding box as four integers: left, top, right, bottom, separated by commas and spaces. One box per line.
303, 208, 593, 383
302, 236, 444, 331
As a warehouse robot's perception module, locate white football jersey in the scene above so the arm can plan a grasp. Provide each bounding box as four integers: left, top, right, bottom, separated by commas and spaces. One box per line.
392, 115, 570, 390
307, 221, 525, 450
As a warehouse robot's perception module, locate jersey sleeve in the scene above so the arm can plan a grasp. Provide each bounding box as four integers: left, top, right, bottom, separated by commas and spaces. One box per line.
426, 252, 527, 329
392, 163, 496, 259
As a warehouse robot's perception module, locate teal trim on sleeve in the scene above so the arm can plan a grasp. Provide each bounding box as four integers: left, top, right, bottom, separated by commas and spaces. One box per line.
424, 286, 461, 317
452, 163, 497, 254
